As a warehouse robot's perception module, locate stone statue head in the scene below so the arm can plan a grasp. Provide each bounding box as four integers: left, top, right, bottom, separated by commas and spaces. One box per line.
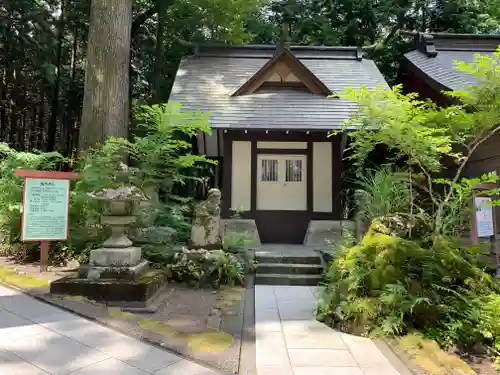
207, 188, 221, 204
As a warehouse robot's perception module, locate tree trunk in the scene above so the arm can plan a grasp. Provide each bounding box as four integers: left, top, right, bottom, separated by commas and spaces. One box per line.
79, 0, 133, 151
152, 0, 167, 103
48, 0, 66, 152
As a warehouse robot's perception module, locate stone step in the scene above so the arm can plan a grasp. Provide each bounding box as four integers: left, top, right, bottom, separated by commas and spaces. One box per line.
255, 255, 321, 265
255, 273, 323, 286
256, 263, 323, 275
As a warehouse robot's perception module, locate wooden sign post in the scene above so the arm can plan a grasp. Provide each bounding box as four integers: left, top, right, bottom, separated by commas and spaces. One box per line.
15, 170, 79, 272
470, 183, 500, 276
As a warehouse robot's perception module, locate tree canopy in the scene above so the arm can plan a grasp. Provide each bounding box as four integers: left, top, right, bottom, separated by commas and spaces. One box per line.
2, 0, 500, 152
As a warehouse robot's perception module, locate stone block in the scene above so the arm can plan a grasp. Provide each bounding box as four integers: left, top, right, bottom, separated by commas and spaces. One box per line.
220, 219, 261, 247
89, 247, 141, 267
303, 220, 343, 247
191, 224, 221, 249
190, 188, 221, 249
102, 233, 134, 248
50, 269, 167, 307
342, 220, 356, 232
101, 215, 136, 226
132, 226, 176, 245
78, 260, 149, 280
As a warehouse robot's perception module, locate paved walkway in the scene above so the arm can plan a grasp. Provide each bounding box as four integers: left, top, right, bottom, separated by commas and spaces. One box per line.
0, 285, 222, 375
255, 285, 402, 375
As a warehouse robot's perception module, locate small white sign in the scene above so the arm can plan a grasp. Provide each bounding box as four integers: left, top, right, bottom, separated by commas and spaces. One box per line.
475, 197, 494, 238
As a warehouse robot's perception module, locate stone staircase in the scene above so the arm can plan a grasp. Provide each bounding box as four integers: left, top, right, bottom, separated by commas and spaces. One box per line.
254, 246, 324, 286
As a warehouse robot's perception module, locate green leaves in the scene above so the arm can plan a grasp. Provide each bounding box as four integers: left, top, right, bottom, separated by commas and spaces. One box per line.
340, 84, 458, 173
338, 51, 500, 238
131, 102, 216, 187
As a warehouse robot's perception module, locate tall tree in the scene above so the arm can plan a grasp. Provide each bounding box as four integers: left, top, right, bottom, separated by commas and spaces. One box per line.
79, 0, 133, 150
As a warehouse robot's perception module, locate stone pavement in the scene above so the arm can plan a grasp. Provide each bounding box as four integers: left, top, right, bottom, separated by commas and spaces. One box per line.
0, 285, 222, 375
255, 285, 402, 375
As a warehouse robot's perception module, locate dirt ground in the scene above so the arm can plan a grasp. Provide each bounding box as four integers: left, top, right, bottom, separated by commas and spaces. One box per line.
0, 257, 247, 374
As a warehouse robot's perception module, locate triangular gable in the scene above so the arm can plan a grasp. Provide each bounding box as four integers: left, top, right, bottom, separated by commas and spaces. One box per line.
231, 47, 332, 97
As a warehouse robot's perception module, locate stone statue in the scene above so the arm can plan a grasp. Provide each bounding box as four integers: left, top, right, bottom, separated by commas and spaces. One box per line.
190, 188, 222, 249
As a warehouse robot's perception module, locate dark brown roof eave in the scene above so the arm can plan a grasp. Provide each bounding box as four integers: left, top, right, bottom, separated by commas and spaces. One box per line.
195, 43, 359, 52
402, 30, 500, 39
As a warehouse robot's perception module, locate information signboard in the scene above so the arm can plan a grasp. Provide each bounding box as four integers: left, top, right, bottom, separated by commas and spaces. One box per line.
21, 178, 70, 241
15, 170, 79, 271
475, 196, 495, 238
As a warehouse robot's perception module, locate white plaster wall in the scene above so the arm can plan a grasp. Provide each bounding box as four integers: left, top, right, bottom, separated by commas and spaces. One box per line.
257, 141, 307, 149
231, 141, 252, 211
313, 142, 333, 212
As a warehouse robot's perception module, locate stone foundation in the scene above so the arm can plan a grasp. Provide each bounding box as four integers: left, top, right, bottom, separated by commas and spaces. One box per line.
303, 220, 354, 247
89, 247, 141, 267
77, 260, 149, 280
50, 270, 167, 308
220, 219, 261, 247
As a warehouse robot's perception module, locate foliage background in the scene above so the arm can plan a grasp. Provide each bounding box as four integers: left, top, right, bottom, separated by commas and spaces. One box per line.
2, 0, 500, 155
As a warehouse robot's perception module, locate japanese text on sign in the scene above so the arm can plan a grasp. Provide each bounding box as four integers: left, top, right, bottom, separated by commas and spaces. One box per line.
475, 196, 494, 238
22, 178, 70, 241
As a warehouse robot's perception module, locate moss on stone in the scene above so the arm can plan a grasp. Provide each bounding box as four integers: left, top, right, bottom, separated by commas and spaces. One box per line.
0, 266, 49, 289
186, 330, 234, 353
108, 307, 137, 319
213, 287, 243, 313
398, 333, 476, 375
139, 319, 178, 337
136, 270, 162, 284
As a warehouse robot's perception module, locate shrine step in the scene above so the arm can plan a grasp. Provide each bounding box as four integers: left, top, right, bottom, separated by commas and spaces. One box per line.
256, 263, 323, 275
255, 273, 323, 286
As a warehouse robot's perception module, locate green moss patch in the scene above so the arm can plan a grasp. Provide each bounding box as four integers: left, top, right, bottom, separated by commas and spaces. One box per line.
139, 319, 178, 337
186, 330, 234, 353
137, 317, 234, 353
0, 266, 49, 289
213, 287, 243, 313
398, 333, 476, 375
108, 307, 137, 319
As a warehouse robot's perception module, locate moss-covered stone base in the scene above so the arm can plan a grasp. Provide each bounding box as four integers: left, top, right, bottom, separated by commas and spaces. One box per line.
50, 270, 166, 307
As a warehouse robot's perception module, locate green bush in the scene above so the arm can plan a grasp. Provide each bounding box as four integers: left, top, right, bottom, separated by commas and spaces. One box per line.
316, 227, 500, 351
354, 167, 412, 222
222, 231, 254, 253
142, 246, 246, 287
165, 248, 244, 287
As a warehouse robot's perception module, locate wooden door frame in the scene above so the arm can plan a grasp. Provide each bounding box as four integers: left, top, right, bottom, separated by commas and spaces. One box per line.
256, 152, 308, 211
221, 130, 343, 243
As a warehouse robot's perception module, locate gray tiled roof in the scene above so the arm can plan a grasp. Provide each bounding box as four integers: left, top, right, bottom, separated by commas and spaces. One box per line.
169, 45, 388, 130
404, 33, 500, 91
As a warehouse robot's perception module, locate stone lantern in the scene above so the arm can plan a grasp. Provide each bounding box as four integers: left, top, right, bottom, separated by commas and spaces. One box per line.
79, 186, 150, 279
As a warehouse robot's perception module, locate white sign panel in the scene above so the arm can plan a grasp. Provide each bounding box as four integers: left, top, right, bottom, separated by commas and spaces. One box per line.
21, 178, 70, 241
475, 197, 494, 238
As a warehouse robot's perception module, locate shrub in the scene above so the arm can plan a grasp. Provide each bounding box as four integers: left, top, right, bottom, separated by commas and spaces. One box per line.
222, 231, 254, 253
0, 145, 70, 260
165, 248, 244, 288
470, 294, 500, 368
316, 225, 500, 345
354, 167, 412, 223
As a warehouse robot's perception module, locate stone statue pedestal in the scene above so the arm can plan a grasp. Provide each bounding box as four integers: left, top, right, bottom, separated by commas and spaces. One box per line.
190, 188, 222, 250
86, 213, 143, 274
